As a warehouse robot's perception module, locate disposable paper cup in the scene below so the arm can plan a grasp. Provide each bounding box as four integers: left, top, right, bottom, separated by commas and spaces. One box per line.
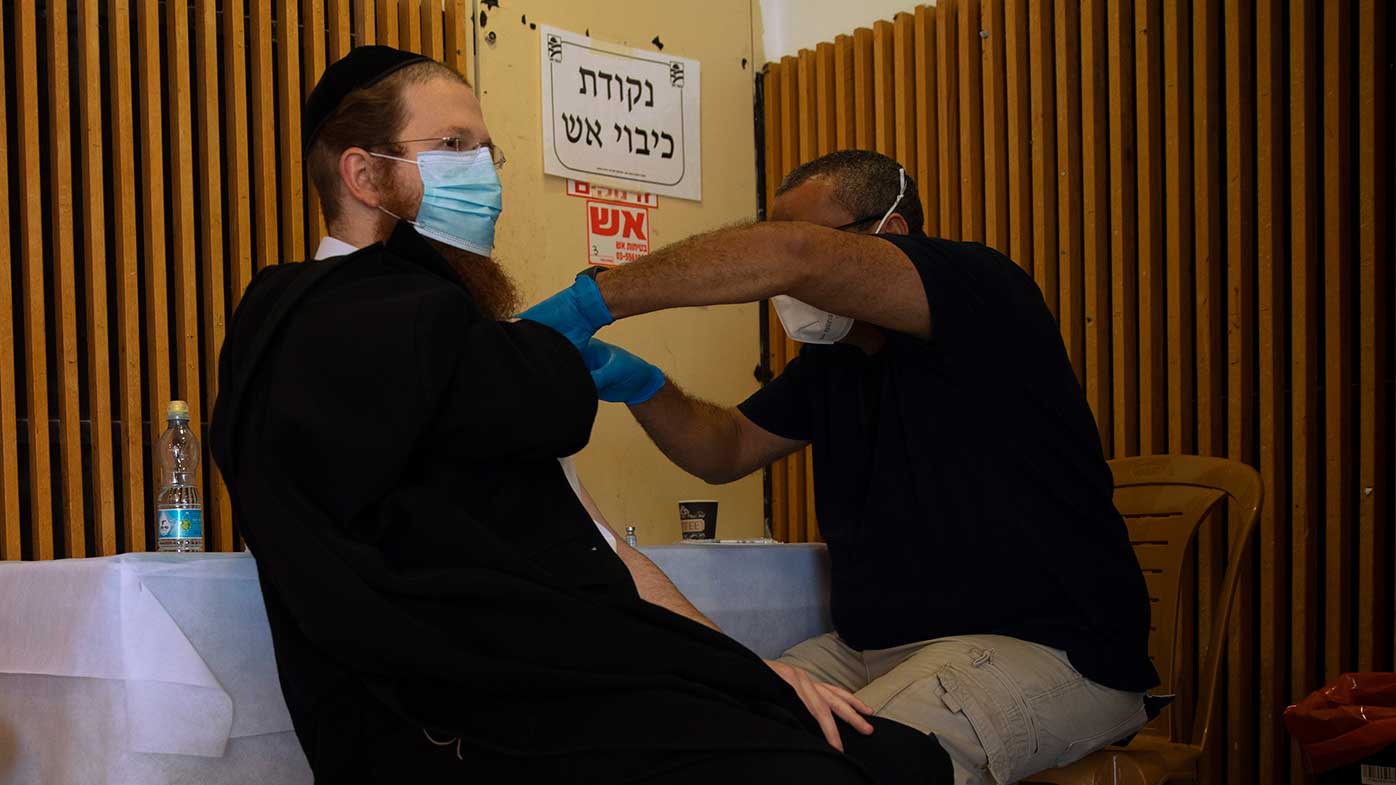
679, 500, 718, 540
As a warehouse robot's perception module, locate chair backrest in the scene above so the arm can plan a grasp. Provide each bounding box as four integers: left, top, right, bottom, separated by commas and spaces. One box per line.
1108, 455, 1262, 751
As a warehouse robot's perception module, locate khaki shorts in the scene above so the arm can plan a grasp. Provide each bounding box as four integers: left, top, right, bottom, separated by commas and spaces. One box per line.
779, 633, 1147, 785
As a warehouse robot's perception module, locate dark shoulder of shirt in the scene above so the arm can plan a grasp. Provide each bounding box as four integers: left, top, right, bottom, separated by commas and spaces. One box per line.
739, 235, 1071, 442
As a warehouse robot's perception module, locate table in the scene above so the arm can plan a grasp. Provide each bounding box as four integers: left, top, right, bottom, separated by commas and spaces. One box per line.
0, 544, 831, 785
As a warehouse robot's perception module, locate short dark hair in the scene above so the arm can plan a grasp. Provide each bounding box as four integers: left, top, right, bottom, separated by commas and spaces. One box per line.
775, 150, 925, 235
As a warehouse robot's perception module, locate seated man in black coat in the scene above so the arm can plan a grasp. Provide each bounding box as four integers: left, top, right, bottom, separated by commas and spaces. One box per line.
210, 46, 952, 785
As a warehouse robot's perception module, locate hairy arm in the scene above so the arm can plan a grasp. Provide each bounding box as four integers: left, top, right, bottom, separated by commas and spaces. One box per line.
615, 542, 720, 631
595, 221, 931, 339
573, 474, 720, 630
627, 381, 806, 485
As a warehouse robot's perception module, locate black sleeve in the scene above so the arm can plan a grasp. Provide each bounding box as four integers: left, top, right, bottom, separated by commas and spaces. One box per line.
417, 289, 600, 461
736, 348, 818, 442
876, 234, 1051, 355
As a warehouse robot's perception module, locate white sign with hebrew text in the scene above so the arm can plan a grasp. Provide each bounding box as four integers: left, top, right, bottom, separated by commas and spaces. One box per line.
540, 25, 701, 201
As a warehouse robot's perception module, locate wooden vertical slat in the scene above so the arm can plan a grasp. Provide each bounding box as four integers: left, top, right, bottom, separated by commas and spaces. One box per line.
814, 42, 837, 157
872, 21, 895, 157
797, 49, 817, 164
1356, 0, 1391, 674
444, 0, 469, 76
377, 0, 400, 49
278, 0, 306, 266
852, 28, 875, 150
0, 0, 20, 559
833, 34, 855, 150
1225, 0, 1258, 781
77, 0, 116, 556
1108, 0, 1139, 459
422, 0, 443, 61
398, 0, 421, 53
16, 0, 53, 560
251, 2, 280, 270
48, 0, 88, 557
356, 0, 376, 43
1194, 0, 1226, 466
892, 13, 917, 175
1080, 0, 1112, 453
109, 0, 146, 552
1192, 4, 1227, 775
913, 8, 939, 236
303, 0, 329, 249
1163, 0, 1195, 457
777, 56, 805, 541
981, 0, 1012, 256
1135, 0, 1166, 456
137, 0, 172, 518
1054, 0, 1085, 382
1163, 0, 1199, 741
936, 0, 961, 239
329, 0, 352, 59
195, 0, 232, 552
1255, 0, 1289, 779
957, 0, 985, 243
225, 0, 255, 308
793, 47, 820, 540
1029, 0, 1059, 318
809, 44, 826, 536
779, 55, 799, 174
761, 63, 787, 543
1004, 0, 1031, 268
1322, 0, 1355, 681
1288, 0, 1323, 777
170, 0, 205, 541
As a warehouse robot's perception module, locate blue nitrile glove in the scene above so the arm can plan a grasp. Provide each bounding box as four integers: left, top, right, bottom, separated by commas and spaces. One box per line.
516, 274, 614, 349
580, 339, 666, 405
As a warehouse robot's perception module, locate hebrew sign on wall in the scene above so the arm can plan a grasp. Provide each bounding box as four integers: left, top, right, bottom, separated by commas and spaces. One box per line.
540, 25, 702, 201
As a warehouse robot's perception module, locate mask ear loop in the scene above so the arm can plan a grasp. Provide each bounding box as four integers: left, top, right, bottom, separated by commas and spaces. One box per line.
872, 167, 908, 234
369, 151, 421, 167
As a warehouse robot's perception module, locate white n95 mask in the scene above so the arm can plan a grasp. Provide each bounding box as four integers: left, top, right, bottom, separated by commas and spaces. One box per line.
774, 166, 907, 345
772, 296, 854, 344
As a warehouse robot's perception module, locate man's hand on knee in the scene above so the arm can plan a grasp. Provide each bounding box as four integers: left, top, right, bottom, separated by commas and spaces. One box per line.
764, 659, 875, 752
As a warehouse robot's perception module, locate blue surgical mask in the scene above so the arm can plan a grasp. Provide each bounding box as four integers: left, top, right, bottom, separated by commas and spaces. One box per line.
372, 147, 502, 255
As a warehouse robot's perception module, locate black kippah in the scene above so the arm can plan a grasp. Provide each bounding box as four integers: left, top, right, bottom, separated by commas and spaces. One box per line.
302, 45, 430, 153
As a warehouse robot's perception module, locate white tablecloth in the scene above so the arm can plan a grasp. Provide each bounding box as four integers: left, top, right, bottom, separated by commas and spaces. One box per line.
0, 545, 831, 785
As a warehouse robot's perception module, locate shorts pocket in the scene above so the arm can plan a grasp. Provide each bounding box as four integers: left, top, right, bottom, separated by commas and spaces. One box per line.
936, 665, 1035, 785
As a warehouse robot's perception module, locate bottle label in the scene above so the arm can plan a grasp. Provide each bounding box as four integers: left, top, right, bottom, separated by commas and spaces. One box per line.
157, 508, 202, 540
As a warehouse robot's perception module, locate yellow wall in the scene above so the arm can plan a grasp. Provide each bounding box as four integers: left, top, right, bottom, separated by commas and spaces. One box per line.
479, 1, 765, 543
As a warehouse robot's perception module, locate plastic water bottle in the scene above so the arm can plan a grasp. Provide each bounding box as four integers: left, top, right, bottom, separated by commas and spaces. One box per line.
156, 400, 203, 552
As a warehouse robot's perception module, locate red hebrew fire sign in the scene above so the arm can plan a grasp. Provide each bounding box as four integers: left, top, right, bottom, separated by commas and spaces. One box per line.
586, 199, 650, 266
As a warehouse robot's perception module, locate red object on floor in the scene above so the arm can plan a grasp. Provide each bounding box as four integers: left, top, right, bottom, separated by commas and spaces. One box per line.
1284, 672, 1396, 773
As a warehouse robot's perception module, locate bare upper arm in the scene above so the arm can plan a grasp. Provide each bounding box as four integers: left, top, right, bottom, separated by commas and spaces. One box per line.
726, 408, 808, 483
785, 225, 932, 340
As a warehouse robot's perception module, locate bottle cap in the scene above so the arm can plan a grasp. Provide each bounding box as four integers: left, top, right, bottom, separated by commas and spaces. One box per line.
167, 400, 191, 421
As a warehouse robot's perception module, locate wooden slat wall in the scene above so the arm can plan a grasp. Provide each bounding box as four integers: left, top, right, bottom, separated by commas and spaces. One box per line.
760, 3, 1394, 783
2, 0, 468, 559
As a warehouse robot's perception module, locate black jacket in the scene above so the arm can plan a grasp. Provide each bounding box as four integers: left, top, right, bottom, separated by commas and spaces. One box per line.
209, 224, 837, 783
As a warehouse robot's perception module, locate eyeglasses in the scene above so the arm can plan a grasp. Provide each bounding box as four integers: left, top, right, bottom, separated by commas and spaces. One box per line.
363, 136, 507, 169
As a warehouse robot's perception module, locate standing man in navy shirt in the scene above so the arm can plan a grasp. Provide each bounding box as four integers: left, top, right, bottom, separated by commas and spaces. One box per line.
521, 150, 1160, 785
